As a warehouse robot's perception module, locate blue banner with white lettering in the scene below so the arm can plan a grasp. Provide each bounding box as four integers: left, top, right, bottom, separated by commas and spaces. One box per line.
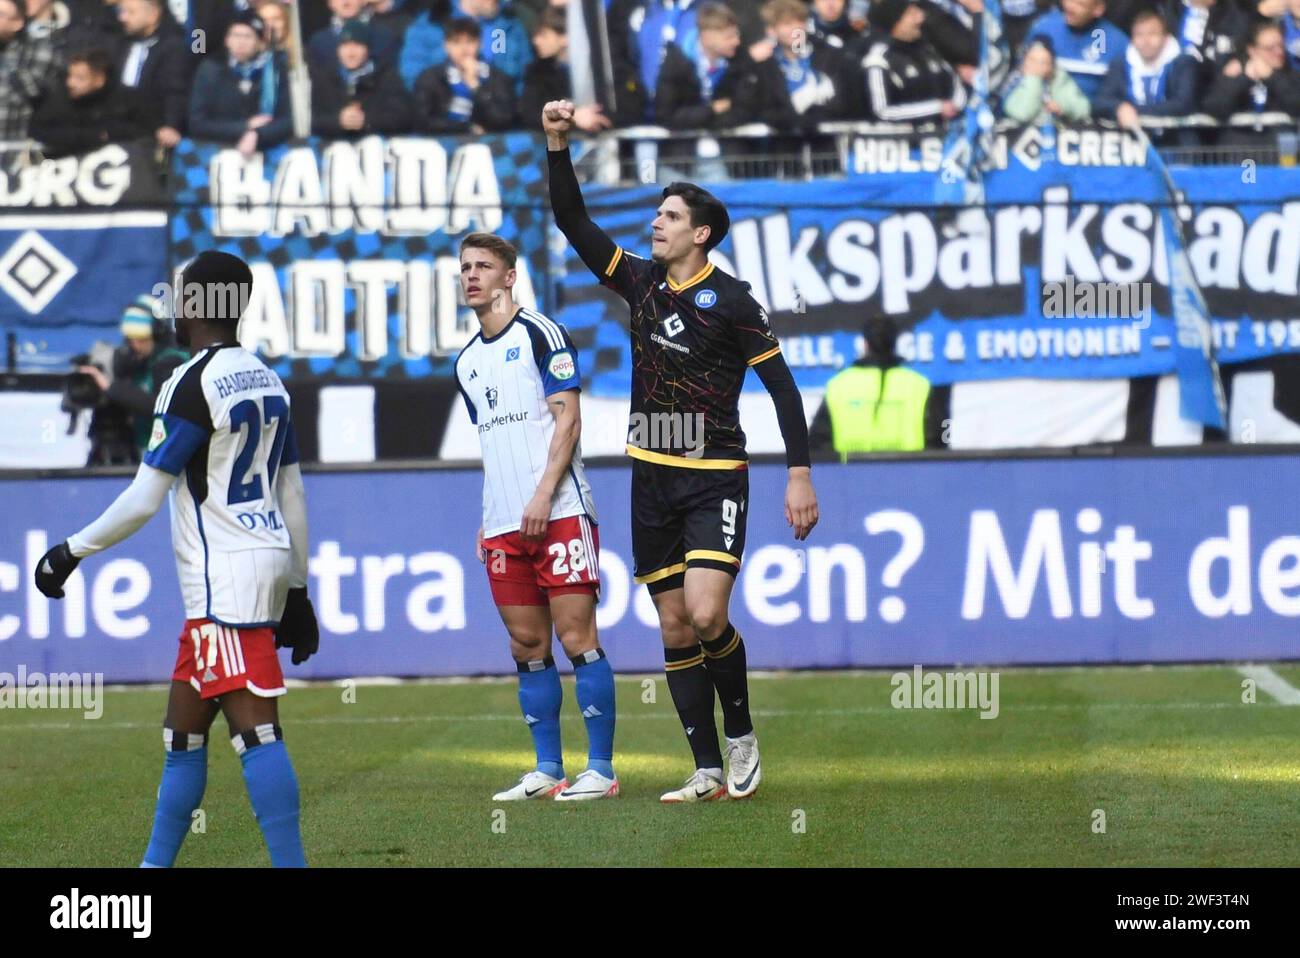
168, 134, 552, 379
559, 131, 1300, 397
0, 142, 167, 369
2, 454, 1298, 683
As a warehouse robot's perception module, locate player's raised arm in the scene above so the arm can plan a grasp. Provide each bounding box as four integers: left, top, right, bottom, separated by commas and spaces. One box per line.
543, 99, 626, 285
34, 463, 174, 598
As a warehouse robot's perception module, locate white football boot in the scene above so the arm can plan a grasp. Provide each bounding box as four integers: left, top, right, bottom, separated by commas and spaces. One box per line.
554, 769, 620, 801
725, 733, 761, 799
492, 770, 568, 801
659, 768, 728, 804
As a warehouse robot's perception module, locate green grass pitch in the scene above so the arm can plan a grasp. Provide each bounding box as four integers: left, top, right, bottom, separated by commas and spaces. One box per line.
2, 665, 1298, 867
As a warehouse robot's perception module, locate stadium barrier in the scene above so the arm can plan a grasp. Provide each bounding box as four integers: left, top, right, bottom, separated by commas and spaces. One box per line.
5, 124, 1300, 468
2, 447, 1297, 683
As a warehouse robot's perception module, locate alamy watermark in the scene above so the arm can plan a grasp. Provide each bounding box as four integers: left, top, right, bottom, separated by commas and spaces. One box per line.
890, 665, 1000, 719
1041, 277, 1151, 325
0, 666, 103, 719
150, 280, 252, 323
627, 412, 706, 457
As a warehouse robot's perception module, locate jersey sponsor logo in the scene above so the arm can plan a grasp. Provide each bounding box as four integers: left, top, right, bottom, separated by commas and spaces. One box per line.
506, 346, 521, 362
477, 410, 530, 434
548, 351, 575, 380
663, 313, 685, 337
147, 417, 167, 452
485, 386, 499, 410
694, 289, 717, 308
651, 331, 690, 354
235, 509, 284, 531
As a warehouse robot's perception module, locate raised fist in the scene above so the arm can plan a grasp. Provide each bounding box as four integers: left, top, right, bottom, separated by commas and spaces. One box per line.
542, 99, 576, 137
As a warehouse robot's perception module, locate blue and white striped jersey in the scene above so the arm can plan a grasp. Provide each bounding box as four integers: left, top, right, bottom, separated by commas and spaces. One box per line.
144, 343, 299, 625
454, 307, 596, 538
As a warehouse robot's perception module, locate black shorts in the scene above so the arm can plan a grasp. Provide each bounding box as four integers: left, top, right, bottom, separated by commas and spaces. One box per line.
631, 457, 749, 595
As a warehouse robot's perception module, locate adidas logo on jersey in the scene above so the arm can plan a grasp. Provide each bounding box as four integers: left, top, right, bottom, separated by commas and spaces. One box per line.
202, 667, 217, 684
468, 369, 477, 380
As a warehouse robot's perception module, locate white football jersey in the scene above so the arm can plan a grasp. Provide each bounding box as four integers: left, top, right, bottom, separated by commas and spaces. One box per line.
454, 307, 596, 538
144, 343, 299, 625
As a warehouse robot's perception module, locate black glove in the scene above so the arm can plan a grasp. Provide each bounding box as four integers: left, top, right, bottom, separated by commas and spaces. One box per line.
276, 587, 319, 665
34, 541, 80, 599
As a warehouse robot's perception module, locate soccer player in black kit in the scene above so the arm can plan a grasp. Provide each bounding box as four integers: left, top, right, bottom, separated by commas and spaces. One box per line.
543, 100, 820, 802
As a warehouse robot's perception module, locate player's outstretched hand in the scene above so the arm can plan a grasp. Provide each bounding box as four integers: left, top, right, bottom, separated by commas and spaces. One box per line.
542, 99, 575, 138
476, 526, 486, 563
276, 587, 320, 665
785, 469, 819, 541
34, 541, 80, 599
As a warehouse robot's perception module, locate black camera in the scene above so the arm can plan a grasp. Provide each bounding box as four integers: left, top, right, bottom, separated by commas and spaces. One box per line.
61, 341, 116, 416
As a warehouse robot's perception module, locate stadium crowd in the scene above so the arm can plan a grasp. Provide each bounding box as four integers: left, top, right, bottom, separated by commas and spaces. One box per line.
0, 0, 1297, 155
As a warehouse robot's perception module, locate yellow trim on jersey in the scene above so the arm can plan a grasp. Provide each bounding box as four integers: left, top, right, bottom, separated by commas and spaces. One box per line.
626, 445, 747, 470
685, 550, 741, 567
604, 246, 623, 277
747, 346, 782, 366
635, 562, 687, 585
665, 262, 715, 291
665, 653, 705, 671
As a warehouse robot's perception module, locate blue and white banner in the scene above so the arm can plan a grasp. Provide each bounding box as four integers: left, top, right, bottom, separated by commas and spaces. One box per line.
0, 142, 167, 366
2, 454, 1298, 682
561, 137, 1300, 397
169, 134, 553, 379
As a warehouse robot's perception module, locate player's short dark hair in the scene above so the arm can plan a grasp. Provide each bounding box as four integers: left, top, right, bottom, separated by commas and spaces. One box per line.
180, 251, 253, 326
1129, 8, 1168, 33
460, 232, 518, 269
69, 48, 111, 76
445, 16, 481, 41
662, 182, 730, 252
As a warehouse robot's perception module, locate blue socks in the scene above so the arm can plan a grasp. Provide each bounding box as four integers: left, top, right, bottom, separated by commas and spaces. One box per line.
572, 649, 617, 779
517, 657, 565, 780
235, 726, 306, 868
141, 730, 208, 868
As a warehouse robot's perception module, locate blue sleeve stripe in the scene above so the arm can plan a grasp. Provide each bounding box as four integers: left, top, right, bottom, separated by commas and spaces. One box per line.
281, 420, 300, 466
142, 414, 209, 476
540, 346, 581, 395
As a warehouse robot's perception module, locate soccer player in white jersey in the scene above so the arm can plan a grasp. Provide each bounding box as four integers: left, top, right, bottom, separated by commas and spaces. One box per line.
34, 251, 319, 867
454, 232, 618, 801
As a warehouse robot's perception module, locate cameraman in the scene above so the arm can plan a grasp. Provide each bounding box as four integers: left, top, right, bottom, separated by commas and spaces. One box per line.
77, 295, 190, 466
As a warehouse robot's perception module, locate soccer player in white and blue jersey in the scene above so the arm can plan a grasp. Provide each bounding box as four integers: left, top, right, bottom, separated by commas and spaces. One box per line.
35, 251, 319, 867
454, 232, 619, 801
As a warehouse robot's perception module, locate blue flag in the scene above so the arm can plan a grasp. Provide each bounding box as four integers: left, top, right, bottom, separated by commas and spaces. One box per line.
1147, 146, 1227, 429
936, 0, 1007, 206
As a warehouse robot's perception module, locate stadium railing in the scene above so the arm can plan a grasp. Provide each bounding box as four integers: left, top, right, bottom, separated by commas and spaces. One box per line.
590, 114, 1299, 184
8, 111, 1297, 189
